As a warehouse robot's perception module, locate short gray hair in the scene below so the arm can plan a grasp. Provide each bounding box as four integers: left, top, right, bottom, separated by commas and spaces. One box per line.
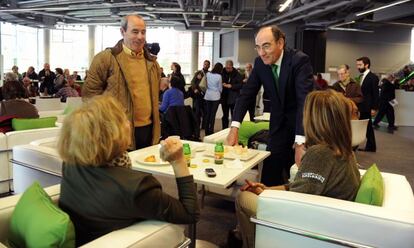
5, 72, 18, 82
120, 14, 144, 31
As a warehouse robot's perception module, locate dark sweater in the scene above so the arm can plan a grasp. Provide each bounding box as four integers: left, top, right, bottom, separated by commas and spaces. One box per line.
59, 164, 199, 246
289, 145, 360, 201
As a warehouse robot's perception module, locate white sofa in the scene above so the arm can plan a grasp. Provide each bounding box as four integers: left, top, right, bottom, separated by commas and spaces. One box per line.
0, 184, 190, 248
253, 171, 414, 248
0, 127, 61, 194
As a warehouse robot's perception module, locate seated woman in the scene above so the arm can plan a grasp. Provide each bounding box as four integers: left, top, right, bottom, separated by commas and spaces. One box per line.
0, 72, 39, 118
159, 75, 184, 113
58, 95, 199, 246
54, 76, 79, 102
234, 90, 361, 248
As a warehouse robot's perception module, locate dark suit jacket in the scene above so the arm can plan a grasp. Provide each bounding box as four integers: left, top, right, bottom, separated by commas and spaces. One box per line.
233, 48, 314, 151
221, 68, 243, 105
359, 71, 379, 113
379, 78, 395, 103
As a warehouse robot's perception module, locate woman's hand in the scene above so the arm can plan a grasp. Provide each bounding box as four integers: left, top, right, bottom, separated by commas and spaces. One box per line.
240, 179, 266, 195
160, 137, 190, 177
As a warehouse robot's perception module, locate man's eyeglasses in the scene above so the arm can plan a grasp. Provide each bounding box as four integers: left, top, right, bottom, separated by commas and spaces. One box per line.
255, 39, 275, 52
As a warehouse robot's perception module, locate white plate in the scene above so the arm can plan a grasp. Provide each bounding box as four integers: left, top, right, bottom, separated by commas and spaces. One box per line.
203, 146, 259, 161
135, 154, 170, 166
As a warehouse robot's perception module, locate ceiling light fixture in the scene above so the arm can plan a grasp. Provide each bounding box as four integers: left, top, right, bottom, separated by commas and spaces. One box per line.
356, 0, 411, 16
330, 27, 374, 33
279, 0, 293, 12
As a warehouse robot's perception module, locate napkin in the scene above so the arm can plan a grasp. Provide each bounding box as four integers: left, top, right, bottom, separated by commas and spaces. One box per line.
225, 159, 243, 169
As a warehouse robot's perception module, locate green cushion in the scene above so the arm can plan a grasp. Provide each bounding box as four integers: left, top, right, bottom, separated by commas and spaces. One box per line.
8, 182, 75, 248
355, 164, 384, 206
238, 121, 269, 146
12, 117, 57, 131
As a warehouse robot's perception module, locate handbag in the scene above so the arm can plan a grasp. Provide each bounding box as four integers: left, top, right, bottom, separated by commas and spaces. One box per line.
199, 74, 207, 92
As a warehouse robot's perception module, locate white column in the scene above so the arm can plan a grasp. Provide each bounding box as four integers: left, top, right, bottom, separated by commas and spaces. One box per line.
44, 29, 50, 63
88, 25, 96, 66
191, 32, 199, 75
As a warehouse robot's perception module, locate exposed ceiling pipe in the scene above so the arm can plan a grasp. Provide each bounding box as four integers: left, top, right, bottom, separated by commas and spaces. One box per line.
30, 10, 86, 22
279, 0, 360, 25
18, 0, 103, 8
177, 0, 190, 27
201, 0, 208, 27
261, 0, 331, 25
125, 0, 148, 8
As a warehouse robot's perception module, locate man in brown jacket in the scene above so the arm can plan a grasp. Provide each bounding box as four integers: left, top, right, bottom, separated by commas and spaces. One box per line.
83, 14, 161, 149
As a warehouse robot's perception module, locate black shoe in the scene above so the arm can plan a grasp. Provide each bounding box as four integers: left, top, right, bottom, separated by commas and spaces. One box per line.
373, 124, 380, 129
227, 229, 243, 248
388, 126, 398, 131
357, 148, 376, 152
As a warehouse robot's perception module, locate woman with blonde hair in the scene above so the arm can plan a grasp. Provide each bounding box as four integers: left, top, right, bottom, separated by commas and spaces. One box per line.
232, 90, 361, 248
58, 95, 199, 246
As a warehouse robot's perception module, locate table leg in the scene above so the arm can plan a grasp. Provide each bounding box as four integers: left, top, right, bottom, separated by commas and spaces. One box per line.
189, 223, 196, 248
201, 185, 206, 208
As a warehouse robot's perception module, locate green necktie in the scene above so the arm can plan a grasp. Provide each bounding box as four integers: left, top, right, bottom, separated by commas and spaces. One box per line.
271, 64, 279, 90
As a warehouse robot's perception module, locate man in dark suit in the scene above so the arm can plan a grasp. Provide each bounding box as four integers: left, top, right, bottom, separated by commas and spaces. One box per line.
356, 56, 379, 152
373, 74, 397, 132
226, 25, 314, 186
221, 60, 243, 129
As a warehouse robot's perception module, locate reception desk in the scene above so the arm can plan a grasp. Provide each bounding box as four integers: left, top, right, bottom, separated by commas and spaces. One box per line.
395, 90, 414, 126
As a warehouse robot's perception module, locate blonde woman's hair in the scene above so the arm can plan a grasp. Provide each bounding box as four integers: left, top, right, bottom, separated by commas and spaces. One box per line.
58, 95, 131, 167
303, 90, 353, 160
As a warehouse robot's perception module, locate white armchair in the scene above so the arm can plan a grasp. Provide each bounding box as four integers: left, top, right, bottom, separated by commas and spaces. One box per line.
0, 185, 190, 248
252, 171, 414, 248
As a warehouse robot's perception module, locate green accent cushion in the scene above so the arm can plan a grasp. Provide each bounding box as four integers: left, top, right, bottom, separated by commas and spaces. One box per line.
238, 121, 270, 146
355, 164, 384, 206
8, 182, 75, 248
12, 117, 57, 131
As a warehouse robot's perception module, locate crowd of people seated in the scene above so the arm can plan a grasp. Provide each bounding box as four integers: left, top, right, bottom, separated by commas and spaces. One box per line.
3, 63, 84, 101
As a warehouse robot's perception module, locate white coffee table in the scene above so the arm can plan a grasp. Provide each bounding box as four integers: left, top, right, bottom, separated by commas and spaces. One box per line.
129, 140, 270, 248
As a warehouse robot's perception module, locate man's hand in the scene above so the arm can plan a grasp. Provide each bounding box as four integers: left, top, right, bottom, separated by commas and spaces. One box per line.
240, 179, 266, 195
294, 143, 306, 167
225, 127, 239, 146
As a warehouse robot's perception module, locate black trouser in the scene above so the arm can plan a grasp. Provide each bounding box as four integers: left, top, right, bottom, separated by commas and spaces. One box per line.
221, 102, 234, 129
134, 124, 153, 149
193, 97, 205, 137
205, 100, 220, 135
360, 111, 376, 152
247, 99, 255, 122
374, 102, 395, 128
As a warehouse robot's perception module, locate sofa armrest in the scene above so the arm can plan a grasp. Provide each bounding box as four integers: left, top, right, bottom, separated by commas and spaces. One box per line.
81, 221, 188, 248
256, 190, 414, 248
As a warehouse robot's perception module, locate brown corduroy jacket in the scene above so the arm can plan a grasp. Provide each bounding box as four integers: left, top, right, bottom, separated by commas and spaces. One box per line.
83, 40, 161, 148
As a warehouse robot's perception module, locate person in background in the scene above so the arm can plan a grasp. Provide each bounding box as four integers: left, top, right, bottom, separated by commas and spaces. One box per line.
315, 73, 328, 90
159, 75, 184, 113
221, 60, 243, 129
83, 14, 161, 149
233, 90, 360, 248
22, 66, 38, 80
54, 68, 65, 92
63, 68, 71, 79
204, 62, 223, 135
22, 77, 37, 98
38, 63, 56, 96
331, 65, 363, 108
243, 63, 256, 121
356, 56, 379, 152
159, 77, 170, 101
55, 76, 80, 102
188, 70, 206, 137
170, 62, 186, 96
11, 65, 23, 82
226, 25, 314, 187
1, 72, 38, 118
72, 71, 82, 81
373, 74, 397, 132
160, 67, 166, 78
58, 95, 199, 247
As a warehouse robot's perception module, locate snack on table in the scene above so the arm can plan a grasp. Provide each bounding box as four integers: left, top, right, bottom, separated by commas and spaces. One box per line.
190, 164, 198, 168
233, 145, 248, 155
202, 158, 210, 163
144, 155, 156, 163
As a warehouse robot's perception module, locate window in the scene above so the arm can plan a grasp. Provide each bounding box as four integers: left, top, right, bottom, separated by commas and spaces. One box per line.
0, 23, 43, 76
220, 31, 234, 58
411, 28, 414, 62
50, 26, 88, 75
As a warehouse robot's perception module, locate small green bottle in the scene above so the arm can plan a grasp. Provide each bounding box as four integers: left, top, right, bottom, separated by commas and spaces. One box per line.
214, 142, 224, 164
183, 143, 191, 167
